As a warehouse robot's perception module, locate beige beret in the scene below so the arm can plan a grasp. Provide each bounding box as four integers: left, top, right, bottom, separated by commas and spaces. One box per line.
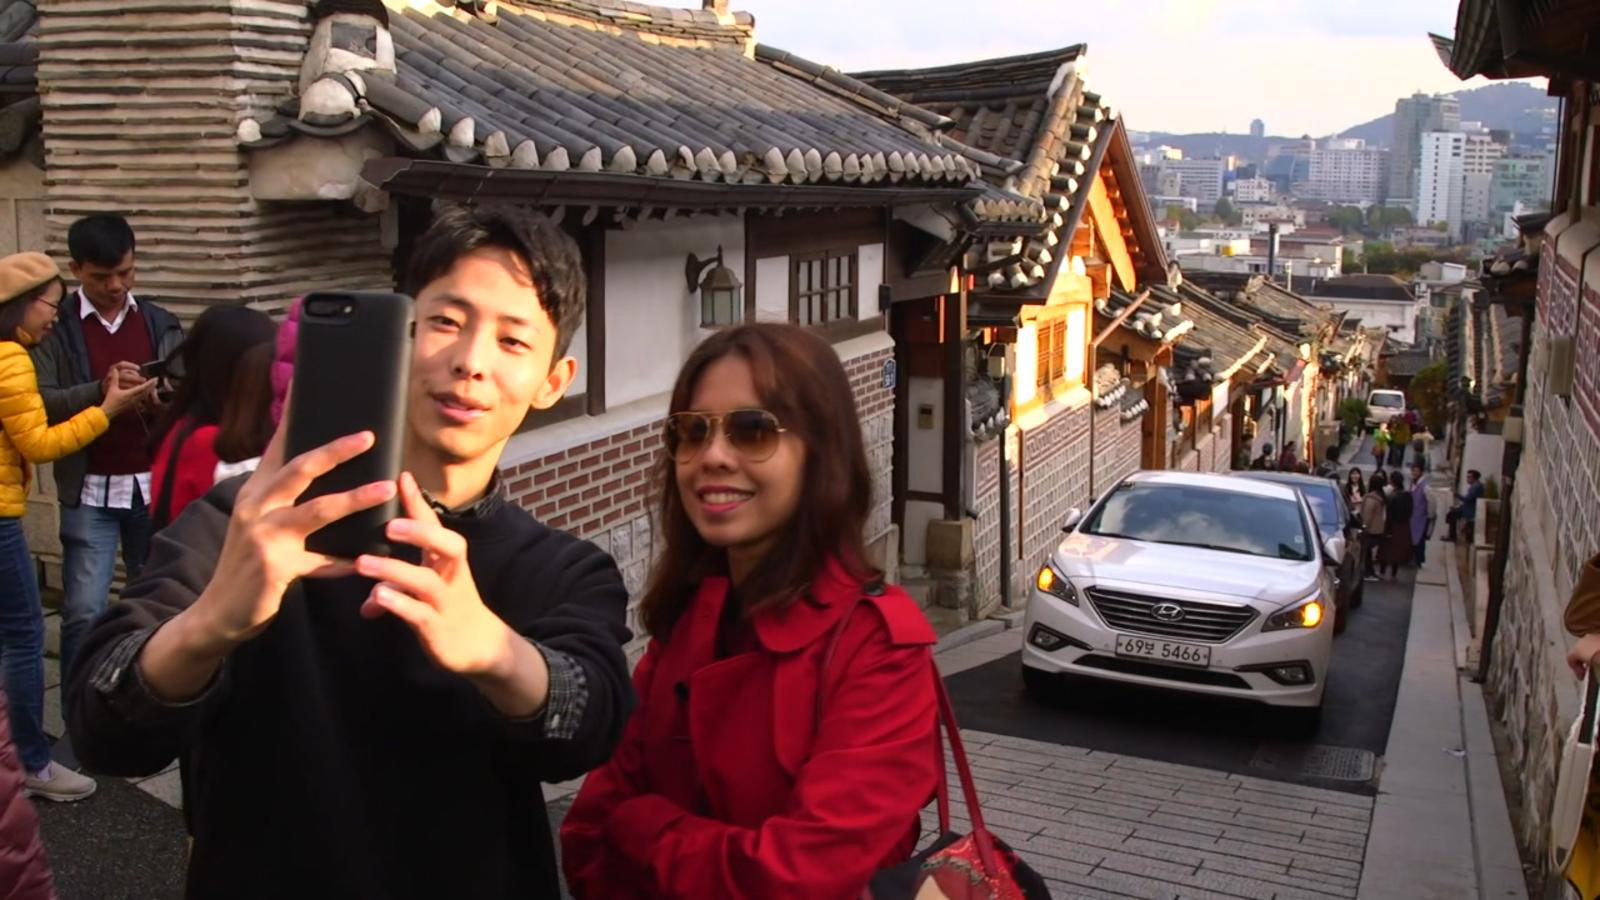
0, 252, 60, 306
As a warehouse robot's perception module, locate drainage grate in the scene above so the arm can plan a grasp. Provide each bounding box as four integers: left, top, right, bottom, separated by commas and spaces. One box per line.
1250, 743, 1377, 782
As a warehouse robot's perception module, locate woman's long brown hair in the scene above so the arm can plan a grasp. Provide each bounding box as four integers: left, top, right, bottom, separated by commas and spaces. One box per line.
638, 323, 880, 640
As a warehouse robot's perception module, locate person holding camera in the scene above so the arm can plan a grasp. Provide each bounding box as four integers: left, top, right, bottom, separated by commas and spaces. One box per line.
66, 206, 633, 899
30, 215, 183, 686
0, 252, 153, 803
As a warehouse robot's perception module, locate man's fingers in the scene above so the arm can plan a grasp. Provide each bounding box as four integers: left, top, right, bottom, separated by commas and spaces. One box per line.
361, 583, 437, 628
259, 431, 378, 509
276, 479, 396, 536
385, 516, 467, 565
354, 554, 445, 606
396, 472, 443, 528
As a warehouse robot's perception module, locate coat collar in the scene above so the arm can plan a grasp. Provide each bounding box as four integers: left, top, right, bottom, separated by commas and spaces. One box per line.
688, 555, 870, 656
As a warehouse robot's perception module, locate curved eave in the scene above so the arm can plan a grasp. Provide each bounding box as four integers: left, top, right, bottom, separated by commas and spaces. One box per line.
360, 156, 985, 210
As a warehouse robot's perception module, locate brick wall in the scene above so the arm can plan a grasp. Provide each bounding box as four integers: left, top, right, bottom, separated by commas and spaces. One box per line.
1089, 405, 1142, 497
1483, 250, 1600, 880
1020, 403, 1092, 564
498, 338, 896, 649
973, 432, 1023, 610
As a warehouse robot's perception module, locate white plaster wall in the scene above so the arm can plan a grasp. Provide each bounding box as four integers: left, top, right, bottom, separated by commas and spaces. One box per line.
858, 242, 884, 320
565, 318, 588, 396
605, 218, 745, 408
907, 376, 943, 494
754, 255, 789, 322
903, 499, 943, 568
1320, 298, 1417, 344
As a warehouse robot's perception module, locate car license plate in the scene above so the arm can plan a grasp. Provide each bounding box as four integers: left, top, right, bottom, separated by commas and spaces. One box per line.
1114, 634, 1211, 668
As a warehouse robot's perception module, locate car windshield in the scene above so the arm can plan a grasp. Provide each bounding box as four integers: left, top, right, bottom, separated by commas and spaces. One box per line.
1371, 394, 1403, 408
1081, 483, 1314, 561
1298, 484, 1341, 540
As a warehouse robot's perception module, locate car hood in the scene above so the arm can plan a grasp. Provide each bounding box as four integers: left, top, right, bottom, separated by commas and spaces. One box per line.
1052, 532, 1319, 605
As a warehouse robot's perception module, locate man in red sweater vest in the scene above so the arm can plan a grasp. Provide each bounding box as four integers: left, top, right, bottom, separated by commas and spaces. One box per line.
30, 215, 183, 800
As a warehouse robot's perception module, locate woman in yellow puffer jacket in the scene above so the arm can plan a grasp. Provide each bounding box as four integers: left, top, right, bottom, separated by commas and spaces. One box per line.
0, 251, 151, 802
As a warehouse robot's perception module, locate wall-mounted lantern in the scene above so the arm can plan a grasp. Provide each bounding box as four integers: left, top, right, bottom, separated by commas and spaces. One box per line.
685, 246, 743, 327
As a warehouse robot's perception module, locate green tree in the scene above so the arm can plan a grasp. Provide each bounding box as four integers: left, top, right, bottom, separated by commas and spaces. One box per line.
1213, 197, 1240, 226
1168, 205, 1201, 231
1327, 206, 1366, 234
1368, 206, 1413, 232
1408, 359, 1448, 436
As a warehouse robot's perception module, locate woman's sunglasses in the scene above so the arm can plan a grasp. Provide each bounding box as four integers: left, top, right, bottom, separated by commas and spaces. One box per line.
664, 409, 786, 463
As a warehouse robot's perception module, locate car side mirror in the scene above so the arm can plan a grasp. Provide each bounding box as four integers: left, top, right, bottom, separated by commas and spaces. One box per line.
1062, 507, 1083, 532
1323, 535, 1346, 566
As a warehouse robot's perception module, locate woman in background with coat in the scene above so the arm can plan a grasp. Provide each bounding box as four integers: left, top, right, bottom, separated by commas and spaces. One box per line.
1378, 470, 1414, 580
1359, 472, 1387, 581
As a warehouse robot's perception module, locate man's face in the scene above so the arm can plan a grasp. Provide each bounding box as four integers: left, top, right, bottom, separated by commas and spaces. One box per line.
69, 251, 135, 309
407, 246, 576, 465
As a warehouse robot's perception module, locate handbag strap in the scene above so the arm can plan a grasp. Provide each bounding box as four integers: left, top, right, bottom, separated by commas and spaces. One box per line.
819, 584, 1003, 878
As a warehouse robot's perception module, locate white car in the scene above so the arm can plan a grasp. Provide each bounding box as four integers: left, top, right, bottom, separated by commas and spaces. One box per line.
1366, 389, 1406, 428
1021, 471, 1343, 728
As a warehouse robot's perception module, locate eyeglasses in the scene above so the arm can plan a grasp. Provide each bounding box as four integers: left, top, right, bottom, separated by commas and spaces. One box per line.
664, 409, 787, 463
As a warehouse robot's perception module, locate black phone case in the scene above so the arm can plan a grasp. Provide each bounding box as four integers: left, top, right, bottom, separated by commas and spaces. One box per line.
285, 291, 412, 559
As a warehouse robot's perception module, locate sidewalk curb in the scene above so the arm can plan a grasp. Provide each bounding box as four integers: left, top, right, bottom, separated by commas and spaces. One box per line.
934, 617, 1009, 656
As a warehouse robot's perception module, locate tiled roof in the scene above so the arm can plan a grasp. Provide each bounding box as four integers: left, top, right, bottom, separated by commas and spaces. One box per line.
244, 0, 982, 189
1306, 274, 1415, 303
1384, 348, 1435, 377
1181, 271, 1333, 340
1169, 296, 1268, 393
1097, 287, 1193, 344
856, 48, 1128, 293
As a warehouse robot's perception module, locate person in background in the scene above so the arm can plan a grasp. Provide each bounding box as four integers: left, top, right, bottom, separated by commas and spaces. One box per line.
148, 306, 277, 530
1315, 446, 1341, 479
561, 324, 939, 899
1379, 469, 1414, 580
1390, 415, 1411, 467
1445, 469, 1485, 543
1344, 467, 1366, 508
1251, 444, 1275, 470
1359, 472, 1387, 581
1371, 424, 1389, 470
1409, 463, 1433, 567
1277, 441, 1299, 471
0, 252, 151, 803
0, 691, 58, 898
30, 214, 183, 685
1560, 552, 1600, 898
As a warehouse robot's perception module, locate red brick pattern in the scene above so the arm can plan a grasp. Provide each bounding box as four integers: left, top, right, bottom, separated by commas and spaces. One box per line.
503, 423, 664, 540
1090, 406, 1142, 495
1020, 403, 1092, 564
1578, 281, 1600, 437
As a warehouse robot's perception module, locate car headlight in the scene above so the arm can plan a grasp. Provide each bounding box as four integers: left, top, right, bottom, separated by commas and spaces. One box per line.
1035, 563, 1079, 606
1263, 595, 1325, 631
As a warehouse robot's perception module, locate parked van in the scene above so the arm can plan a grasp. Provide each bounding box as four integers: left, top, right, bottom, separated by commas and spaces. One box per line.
1366, 389, 1406, 428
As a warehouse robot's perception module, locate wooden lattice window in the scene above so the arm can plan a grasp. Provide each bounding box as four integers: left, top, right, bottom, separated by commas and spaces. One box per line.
790, 250, 858, 326
1035, 305, 1088, 393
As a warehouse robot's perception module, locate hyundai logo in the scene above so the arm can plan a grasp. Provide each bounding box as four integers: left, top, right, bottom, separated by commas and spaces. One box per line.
1151, 602, 1186, 622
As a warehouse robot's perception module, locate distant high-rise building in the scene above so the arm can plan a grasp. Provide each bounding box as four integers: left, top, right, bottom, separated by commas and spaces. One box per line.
1250, 119, 1265, 139
1307, 138, 1388, 203
1417, 131, 1466, 239
1461, 133, 1507, 224
1161, 158, 1228, 206
1389, 93, 1461, 206
1490, 155, 1555, 216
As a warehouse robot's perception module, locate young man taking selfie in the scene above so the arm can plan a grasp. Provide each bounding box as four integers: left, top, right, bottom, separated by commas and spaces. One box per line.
66, 206, 634, 898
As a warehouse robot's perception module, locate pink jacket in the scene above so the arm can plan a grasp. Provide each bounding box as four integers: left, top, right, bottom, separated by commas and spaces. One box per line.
0, 692, 57, 900
270, 297, 300, 425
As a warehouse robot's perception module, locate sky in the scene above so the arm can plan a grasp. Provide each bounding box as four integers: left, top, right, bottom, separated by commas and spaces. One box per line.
718, 0, 1532, 138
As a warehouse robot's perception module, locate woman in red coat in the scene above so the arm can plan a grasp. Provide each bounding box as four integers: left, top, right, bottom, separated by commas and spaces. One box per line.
560, 323, 939, 899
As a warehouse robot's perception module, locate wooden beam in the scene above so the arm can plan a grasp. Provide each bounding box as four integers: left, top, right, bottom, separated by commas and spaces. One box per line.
1093, 287, 1150, 346
942, 288, 967, 520
1088, 177, 1136, 292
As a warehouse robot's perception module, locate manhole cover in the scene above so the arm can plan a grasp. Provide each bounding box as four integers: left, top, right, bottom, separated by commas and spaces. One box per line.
1250, 744, 1377, 782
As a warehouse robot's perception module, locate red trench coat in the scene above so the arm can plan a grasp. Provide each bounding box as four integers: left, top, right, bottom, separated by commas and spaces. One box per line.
0, 692, 57, 900
560, 558, 939, 899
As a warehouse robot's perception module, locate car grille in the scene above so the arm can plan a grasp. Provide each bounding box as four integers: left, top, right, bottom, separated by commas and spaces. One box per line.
1086, 587, 1257, 643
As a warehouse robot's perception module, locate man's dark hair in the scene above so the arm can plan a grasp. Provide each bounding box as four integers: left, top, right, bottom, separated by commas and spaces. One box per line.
1467, 469, 1481, 480
401, 204, 585, 362
68, 215, 137, 267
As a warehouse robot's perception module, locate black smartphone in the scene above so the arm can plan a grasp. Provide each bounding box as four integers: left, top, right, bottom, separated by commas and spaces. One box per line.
285, 291, 412, 559
139, 358, 170, 380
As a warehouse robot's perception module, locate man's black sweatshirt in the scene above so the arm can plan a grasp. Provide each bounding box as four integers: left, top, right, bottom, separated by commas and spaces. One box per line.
65, 478, 634, 900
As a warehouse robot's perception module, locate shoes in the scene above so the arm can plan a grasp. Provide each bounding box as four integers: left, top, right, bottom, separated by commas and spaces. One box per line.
1364, 574, 1380, 582
25, 761, 97, 803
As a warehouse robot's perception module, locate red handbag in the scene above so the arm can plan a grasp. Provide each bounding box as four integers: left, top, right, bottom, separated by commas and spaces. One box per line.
824, 591, 1053, 900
